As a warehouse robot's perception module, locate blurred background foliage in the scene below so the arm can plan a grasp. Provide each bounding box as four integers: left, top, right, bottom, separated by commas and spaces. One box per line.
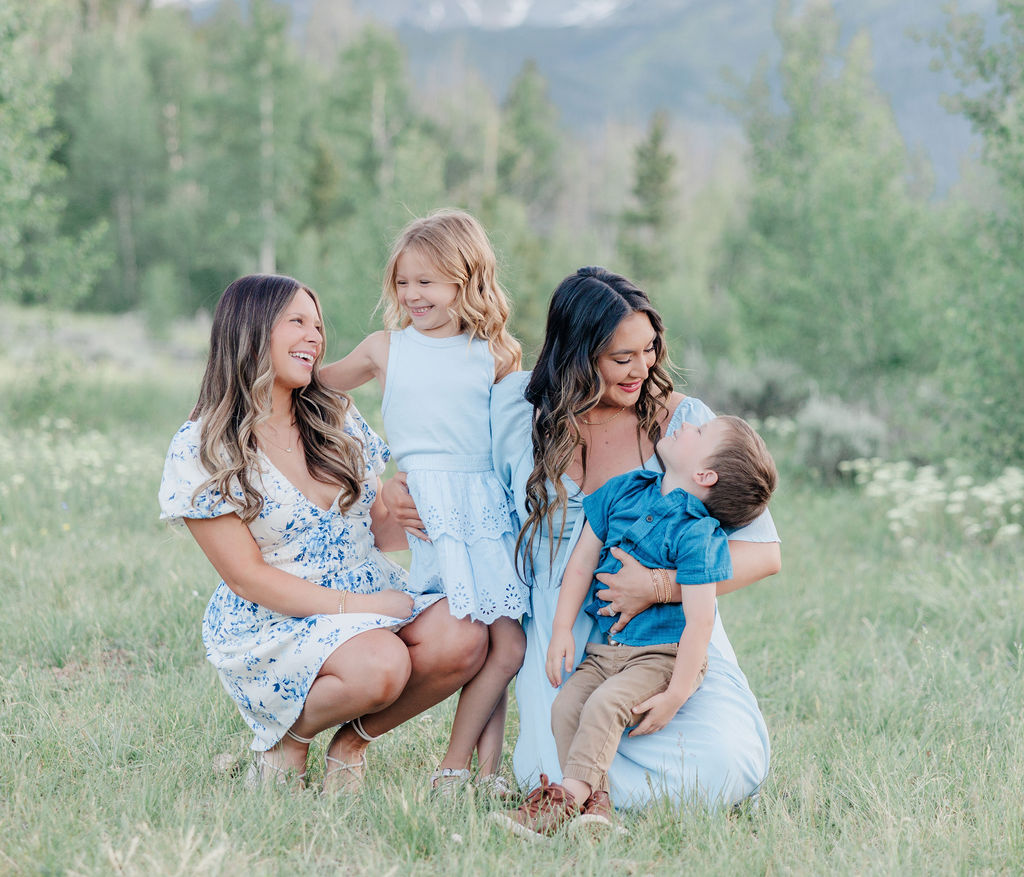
1, 0, 1022, 476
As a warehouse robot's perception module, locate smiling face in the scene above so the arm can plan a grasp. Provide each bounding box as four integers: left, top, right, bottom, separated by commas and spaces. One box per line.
394, 247, 460, 337
596, 310, 658, 409
269, 288, 323, 394
657, 417, 730, 495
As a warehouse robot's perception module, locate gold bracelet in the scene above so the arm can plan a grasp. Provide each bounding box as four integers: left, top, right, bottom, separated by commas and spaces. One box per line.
655, 568, 673, 604
661, 569, 674, 603
337, 590, 348, 614
649, 567, 664, 604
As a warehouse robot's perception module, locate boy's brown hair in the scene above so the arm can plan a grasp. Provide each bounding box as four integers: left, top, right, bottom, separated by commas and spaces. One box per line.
702, 415, 778, 529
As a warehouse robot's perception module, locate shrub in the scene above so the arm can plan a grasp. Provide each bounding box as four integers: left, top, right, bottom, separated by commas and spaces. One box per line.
680, 349, 812, 420
794, 396, 888, 483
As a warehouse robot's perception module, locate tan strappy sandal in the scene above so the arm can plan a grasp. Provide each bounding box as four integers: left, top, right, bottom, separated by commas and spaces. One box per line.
245, 728, 311, 789
323, 716, 380, 794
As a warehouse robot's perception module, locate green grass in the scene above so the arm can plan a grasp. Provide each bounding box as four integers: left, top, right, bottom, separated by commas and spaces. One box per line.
1, 306, 1021, 875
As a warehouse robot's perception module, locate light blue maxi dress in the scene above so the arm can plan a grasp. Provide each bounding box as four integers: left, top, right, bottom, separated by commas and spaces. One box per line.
491, 372, 779, 809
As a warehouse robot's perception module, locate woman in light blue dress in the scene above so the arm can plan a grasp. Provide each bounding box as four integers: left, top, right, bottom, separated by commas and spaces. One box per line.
494, 267, 781, 810
159, 274, 487, 791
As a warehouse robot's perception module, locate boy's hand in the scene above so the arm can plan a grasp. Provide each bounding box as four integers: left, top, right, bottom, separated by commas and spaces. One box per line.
628, 689, 686, 736
546, 629, 575, 687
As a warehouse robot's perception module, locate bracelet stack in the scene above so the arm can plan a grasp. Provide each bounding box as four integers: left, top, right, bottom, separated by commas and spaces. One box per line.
651, 568, 673, 604
337, 590, 348, 614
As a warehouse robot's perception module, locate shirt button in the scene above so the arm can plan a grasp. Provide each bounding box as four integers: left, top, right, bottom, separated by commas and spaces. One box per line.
646, 515, 653, 522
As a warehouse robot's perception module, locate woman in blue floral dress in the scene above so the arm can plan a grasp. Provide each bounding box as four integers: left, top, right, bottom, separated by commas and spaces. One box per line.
159, 274, 487, 791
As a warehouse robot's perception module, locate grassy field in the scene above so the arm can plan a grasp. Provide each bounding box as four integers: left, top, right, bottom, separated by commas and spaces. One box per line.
1, 306, 1022, 875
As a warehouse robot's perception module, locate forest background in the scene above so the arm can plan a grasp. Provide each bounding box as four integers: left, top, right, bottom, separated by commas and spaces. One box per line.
0, 0, 1020, 474
3, 0, 1023, 474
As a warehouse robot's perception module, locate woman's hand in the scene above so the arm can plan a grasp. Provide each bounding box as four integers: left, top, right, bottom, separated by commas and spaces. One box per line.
380, 472, 430, 542
593, 547, 659, 634
350, 589, 414, 620
629, 689, 686, 737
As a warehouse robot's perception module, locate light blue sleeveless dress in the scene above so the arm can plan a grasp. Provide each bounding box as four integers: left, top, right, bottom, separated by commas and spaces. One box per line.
382, 327, 527, 623
491, 371, 779, 809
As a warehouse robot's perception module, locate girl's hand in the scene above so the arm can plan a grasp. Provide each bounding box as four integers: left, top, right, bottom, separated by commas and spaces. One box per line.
350, 589, 414, 620
594, 547, 659, 634
546, 629, 575, 688
628, 689, 685, 737
380, 472, 429, 542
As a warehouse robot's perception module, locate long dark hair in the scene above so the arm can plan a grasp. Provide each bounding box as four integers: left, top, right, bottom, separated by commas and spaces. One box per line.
516, 267, 674, 575
191, 274, 364, 522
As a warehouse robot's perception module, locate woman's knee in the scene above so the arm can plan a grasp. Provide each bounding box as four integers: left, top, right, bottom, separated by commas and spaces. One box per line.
413, 609, 487, 678
325, 630, 412, 708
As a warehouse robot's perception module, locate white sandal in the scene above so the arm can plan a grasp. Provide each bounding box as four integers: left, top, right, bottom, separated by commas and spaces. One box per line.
245, 728, 312, 789
430, 767, 471, 798
475, 773, 515, 800
351, 716, 383, 742
323, 718, 380, 794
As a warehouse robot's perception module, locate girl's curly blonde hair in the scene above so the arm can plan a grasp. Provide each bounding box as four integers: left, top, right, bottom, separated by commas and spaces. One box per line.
380, 209, 521, 380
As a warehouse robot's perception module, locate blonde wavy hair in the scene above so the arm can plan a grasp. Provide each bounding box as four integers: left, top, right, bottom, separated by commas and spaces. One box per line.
191, 274, 366, 523
380, 209, 521, 379
517, 267, 674, 578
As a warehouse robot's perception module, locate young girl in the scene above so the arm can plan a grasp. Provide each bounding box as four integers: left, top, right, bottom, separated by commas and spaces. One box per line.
321, 209, 528, 795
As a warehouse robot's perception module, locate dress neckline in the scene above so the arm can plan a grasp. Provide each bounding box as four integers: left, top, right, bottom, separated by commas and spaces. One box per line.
562, 396, 689, 497
258, 449, 345, 513
402, 326, 470, 348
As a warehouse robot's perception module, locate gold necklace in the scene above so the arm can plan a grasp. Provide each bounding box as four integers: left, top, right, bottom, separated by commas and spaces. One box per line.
259, 422, 298, 453
581, 406, 626, 426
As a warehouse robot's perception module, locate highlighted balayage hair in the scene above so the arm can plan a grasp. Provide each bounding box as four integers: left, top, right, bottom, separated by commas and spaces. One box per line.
191, 274, 366, 523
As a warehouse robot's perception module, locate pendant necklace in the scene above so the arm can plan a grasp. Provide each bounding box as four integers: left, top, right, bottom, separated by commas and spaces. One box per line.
260, 423, 297, 453
582, 406, 626, 426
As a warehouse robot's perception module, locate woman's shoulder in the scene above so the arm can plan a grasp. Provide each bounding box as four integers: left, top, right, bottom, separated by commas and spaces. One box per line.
491, 369, 531, 412
341, 399, 390, 474
159, 419, 226, 522
663, 393, 716, 434
165, 418, 202, 458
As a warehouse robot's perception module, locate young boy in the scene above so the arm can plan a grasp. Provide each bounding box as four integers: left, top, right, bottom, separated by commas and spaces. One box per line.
494, 415, 777, 838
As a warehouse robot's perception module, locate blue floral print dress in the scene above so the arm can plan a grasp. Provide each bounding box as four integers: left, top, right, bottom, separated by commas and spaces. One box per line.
159, 404, 442, 751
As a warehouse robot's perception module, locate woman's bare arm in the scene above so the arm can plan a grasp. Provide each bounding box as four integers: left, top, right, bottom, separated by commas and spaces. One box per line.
594, 540, 781, 633
718, 539, 781, 595
369, 480, 412, 552
185, 514, 413, 618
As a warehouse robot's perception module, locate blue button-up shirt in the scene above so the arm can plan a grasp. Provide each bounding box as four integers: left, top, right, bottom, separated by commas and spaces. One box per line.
581, 469, 733, 647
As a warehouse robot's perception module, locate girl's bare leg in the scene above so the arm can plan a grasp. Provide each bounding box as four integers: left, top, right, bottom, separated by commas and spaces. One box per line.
474, 687, 509, 777
326, 600, 488, 770
436, 615, 526, 774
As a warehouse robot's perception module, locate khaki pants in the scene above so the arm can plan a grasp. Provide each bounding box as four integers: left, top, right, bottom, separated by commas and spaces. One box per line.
550, 641, 707, 794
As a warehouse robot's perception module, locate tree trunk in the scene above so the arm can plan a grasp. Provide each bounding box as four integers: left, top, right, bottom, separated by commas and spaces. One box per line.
259, 66, 276, 274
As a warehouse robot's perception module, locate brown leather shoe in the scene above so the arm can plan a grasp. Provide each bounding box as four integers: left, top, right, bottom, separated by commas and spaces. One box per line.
490, 774, 582, 839
572, 789, 629, 835
578, 789, 613, 825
